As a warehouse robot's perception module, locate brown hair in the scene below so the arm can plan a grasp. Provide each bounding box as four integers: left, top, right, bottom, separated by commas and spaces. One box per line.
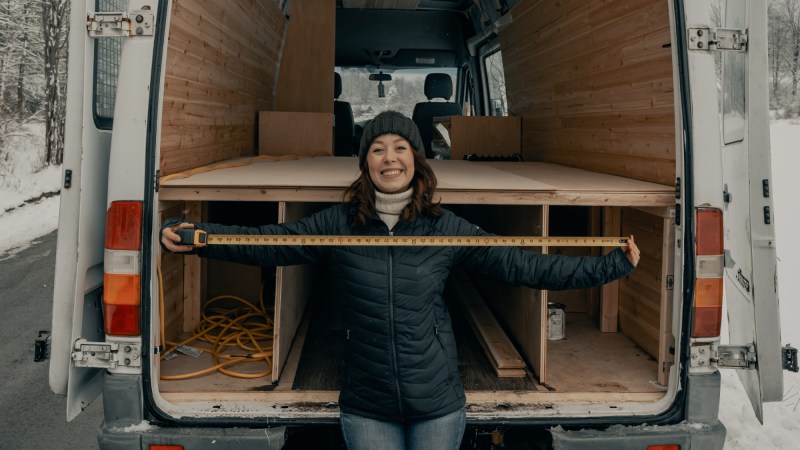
343, 149, 443, 228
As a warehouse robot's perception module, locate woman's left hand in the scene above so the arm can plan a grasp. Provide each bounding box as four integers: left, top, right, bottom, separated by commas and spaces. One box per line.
624, 235, 640, 267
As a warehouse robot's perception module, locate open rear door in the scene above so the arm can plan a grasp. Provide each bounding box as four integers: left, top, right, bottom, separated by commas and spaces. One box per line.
683, 0, 782, 423
721, 0, 784, 423
49, 0, 118, 421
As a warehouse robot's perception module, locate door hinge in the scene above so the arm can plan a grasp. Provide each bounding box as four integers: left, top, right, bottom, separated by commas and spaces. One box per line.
691, 343, 756, 370
688, 27, 747, 52
71, 339, 141, 369
87, 10, 154, 38
784, 345, 799, 373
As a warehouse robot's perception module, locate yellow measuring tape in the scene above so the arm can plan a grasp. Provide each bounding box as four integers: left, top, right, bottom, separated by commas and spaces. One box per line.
178, 230, 629, 248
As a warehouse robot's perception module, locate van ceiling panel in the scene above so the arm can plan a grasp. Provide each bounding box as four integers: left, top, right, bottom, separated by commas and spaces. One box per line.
341, 0, 420, 9
335, 9, 471, 68
337, 0, 470, 11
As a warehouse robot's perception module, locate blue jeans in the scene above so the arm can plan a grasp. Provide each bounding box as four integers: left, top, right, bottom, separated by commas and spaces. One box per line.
340, 408, 467, 450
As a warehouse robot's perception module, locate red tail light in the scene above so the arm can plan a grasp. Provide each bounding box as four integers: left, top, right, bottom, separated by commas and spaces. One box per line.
692, 208, 724, 338
104, 201, 143, 336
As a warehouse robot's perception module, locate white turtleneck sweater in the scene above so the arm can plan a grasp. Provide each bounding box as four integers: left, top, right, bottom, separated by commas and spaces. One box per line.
375, 188, 413, 230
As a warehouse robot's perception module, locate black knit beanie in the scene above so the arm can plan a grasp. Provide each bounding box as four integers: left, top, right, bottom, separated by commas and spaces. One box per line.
359, 110, 425, 168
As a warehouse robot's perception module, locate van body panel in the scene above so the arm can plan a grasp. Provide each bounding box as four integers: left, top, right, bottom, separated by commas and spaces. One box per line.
50, 0, 112, 421
683, 0, 782, 422
724, 0, 784, 419
550, 421, 725, 450
52, 0, 162, 421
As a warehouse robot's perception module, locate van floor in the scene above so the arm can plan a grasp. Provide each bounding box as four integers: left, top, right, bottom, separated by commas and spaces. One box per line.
158, 298, 663, 394
289, 296, 664, 393
290, 292, 541, 391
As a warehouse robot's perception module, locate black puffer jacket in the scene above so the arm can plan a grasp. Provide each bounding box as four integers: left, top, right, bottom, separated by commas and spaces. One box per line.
163, 204, 634, 422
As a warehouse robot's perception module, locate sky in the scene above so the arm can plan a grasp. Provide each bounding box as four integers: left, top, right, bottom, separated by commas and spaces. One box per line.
0, 122, 798, 447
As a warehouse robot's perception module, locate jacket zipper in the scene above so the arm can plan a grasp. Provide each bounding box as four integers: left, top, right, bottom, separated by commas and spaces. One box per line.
387, 230, 404, 418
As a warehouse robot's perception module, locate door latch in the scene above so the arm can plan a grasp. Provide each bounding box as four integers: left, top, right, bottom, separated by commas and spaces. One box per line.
87, 11, 154, 37
71, 339, 141, 369
688, 27, 747, 52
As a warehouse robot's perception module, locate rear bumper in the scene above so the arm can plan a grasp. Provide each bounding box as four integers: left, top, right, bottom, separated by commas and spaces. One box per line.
98, 425, 286, 450
551, 421, 726, 450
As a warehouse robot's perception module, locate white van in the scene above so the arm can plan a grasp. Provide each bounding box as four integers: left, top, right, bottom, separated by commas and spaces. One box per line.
46, 0, 797, 448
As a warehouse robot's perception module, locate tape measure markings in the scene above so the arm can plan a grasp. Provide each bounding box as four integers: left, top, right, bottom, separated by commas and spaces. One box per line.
202, 234, 628, 247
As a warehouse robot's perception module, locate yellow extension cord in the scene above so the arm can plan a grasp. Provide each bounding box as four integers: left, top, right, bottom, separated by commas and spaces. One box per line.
157, 254, 275, 380
154, 151, 329, 380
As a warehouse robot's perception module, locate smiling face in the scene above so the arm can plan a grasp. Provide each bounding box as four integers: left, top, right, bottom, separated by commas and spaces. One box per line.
366, 133, 416, 194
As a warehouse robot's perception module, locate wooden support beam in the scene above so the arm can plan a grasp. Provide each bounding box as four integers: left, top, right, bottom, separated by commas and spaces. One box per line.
600, 206, 621, 332
183, 201, 203, 332
450, 270, 527, 378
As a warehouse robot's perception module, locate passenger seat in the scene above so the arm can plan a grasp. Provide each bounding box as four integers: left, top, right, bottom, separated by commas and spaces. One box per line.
411, 73, 461, 158
333, 72, 355, 157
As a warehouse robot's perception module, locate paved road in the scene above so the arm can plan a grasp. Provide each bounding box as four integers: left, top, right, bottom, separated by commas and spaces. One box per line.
0, 231, 103, 449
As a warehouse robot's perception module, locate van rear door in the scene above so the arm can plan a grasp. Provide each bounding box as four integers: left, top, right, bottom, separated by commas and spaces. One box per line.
49, 0, 123, 421
682, 0, 782, 422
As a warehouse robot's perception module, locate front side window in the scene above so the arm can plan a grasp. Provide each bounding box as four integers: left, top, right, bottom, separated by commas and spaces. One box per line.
483, 50, 508, 116
94, 0, 129, 128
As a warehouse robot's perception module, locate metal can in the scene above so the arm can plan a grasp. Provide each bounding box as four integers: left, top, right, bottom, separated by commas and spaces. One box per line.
547, 302, 566, 340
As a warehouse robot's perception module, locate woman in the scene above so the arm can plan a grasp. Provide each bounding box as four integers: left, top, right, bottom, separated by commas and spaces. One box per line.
162, 110, 640, 450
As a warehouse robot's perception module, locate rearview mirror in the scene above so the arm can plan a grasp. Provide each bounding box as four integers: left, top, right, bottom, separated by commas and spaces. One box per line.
369, 72, 391, 98
369, 73, 392, 82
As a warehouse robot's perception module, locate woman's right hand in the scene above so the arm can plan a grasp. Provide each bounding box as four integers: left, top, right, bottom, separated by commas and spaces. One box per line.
161, 222, 196, 253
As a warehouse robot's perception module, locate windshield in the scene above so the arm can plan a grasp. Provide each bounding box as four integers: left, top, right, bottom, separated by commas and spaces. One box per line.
336, 67, 458, 122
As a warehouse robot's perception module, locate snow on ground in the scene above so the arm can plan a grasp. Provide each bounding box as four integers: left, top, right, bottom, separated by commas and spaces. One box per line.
0, 121, 798, 446
0, 122, 62, 258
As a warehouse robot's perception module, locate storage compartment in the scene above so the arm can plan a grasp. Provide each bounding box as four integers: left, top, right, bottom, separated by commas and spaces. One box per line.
155, 195, 675, 408
152, 0, 679, 418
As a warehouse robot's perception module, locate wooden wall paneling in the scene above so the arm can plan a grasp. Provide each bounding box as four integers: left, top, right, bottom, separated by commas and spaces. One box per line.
259, 111, 334, 156
205, 260, 262, 312
273, 0, 335, 113
161, 0, 285, 176
546, 206, 592, 314
273, 202, 325, 382
499, 0, 675, 185
600, 206, 621, 332
449, 116, 521, 160
618, 208, 670, 365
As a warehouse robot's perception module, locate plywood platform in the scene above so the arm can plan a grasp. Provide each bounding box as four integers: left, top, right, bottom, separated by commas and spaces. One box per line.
158, 157, 674, 206
546, 313, 665, 393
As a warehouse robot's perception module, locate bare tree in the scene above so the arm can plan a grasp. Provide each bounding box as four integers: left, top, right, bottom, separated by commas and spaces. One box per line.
43, 0, 69, 165
0, 1, 46, 160
769, 1, 790, 96
0, 0, 69, 165
787, 1, 800, 96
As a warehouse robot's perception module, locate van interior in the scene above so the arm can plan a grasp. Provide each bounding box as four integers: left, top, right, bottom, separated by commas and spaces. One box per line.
153, 0, 678, 417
